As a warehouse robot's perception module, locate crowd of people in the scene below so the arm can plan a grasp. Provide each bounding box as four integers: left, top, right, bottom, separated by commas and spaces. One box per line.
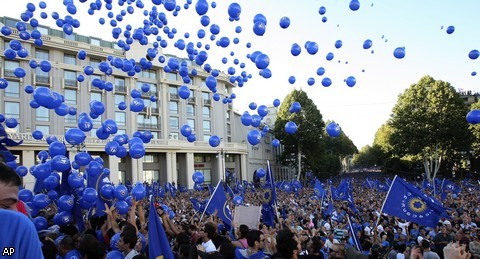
1, 163, 479, 259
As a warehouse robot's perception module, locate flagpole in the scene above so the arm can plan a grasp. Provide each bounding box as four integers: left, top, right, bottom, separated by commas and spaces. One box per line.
267, 160, 281, 223
199, 180, 222, 222
347, 214, 361, 251
376, 175, 398, 229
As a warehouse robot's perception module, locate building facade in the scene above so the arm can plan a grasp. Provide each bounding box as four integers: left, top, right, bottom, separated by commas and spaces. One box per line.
0, 16, 279, 190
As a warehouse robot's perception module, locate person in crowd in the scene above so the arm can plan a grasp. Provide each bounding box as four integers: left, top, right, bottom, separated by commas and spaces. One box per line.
271, 228, 301, 259
118, 230, 140, 259
432, 225, 452, 258
421, 239, 440, 259
235, 229, 269, 259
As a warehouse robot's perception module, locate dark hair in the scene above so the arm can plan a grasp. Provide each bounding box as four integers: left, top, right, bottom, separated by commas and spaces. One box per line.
132, 255, 148, 259
78, 234, 97, 257
246, 230, 262, 248
120, 221, 136, 233
0, 162, 21, 187
204, 222, 217, 240
238, 225, 249, 239
121, 230, 138, 249
275, 228, 298, 259
398, 243, 407, 253
309, 237, 323, 254
85, 241, 106, 259
60, 235, 75, 251
421, 239, 431, 249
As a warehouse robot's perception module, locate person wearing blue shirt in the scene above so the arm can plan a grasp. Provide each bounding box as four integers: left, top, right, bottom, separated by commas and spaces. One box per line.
235, 230, 269, 259
0, 209, 44, 259
58, 236, 81, 259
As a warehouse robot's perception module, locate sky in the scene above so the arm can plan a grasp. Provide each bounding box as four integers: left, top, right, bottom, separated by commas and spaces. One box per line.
1, 0, 479, 149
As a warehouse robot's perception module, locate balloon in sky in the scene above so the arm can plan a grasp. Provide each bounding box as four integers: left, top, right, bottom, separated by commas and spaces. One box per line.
247, 130, 261, 145
291, 43, 301, 56
319, 6, 326, 15
469, 50, 479, 60
289, 102, 301, 113
393, 47, 406, 59
253, 22, 266, 36
305, 41, 319, 55
272, 139, 280, 147
273, 99, 281, 107
256, 168, 266, 178
345, 76, 356, 87
288, 76, 296, 84
180, 124, 192, 137
227, 3, 241, 20
326, 122, 341, 137
196, 0, 209, 15
363, 39, 373, 49
279, 17, 290, 29
349, 0, 360, 11
446, 25, 455, 34
335, 40, 343, 49
322, 77, 332, 87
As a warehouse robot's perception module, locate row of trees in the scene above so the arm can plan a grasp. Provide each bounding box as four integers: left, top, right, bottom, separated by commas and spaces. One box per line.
272, 89, 357, 179
353, 75, 480, 179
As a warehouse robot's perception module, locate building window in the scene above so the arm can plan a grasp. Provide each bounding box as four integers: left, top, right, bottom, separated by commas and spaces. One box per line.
64, 70, 77, 87
169, 117, 179, 129
36, 27, 49, 35
226, 112, 231, 121
91, 92, 102, 102
35, 49, 49, 60
169, 132, 179, 140
169, 86, 178, 100
64, 54, 76, 65
166, 72, 177, 81
4, 80, 19, 97
4, 61, 19, 77
143, 155, 159, 163
64, 33, 75, 41
197, 169, 211, 184
64, 90, 77, 105
114, 77, 126, 92
65, 114, 77, 124
203, 134, 211, 142
36, 125, 49, 135
115, 94, 125, 106
143, 170, 159, 183
36, 107, 49, 121
136, 82, 157, 95
227, 124, 231, 135
202, 92, 211, 105
35, 68, 49, 84
90, 58, 101, 68
115, 112, 126, 126
117, 129, 126, 135
202, 106, 210, 117
151, 131, 159, 139
90, 38, 101, 46
5, 102, 20, 119
203, 120, 211, 132
141, 69, 156, 79
187, 119, 195, 131
186, 104, 195, 116
138, 115, 158, 129
144, 99, 158, 113
169, 101, 178, 114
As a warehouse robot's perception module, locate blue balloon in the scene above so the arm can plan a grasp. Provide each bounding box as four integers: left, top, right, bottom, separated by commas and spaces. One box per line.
83, 187, 98, 203
5, 118, 18, 128
317, 67, 326, 76
272, 139, 280, 147
468, 50, 479, 60
53, 211, 73, 226
180, 124, 192, 137
14, 68, 26, 78
195, 0, 209, 15
305, 41, 319, 55
233, 196, 243, 205
247, 130, 261, 145
68, 171, 84, 188
322, 77, 332, 87
349, 0, 360, 11
345, 76, 356, 87
326, 122, 341, 137
273, 99, 281, 107
90, 100, 105, 115
187, 134, 196, 143
307, 78, 315, 86
363, 39, 373, 49
132, 183, 146, 201
65, 128, 86, 145
18, 189, 33, 202
49, 141, 66, 157
257, 105, 268, 117
466, 110, 480, 124
51, 155, 71, 172
228, 3, 241, 19
289, 102, 301, 113
178, 85, 190, 99
130, 98, 145, 112
209, 135, 221, 147
129, 143, 145, 159
32, 194, 50, 209
192, 171, 204, 183
58, 195, 75, 211
253, 22, 266, 36
34, 217, 48, 231
116, 200, 129, 215
256, 168, 266, 178
446, 25, 455, 34
285, 121, 297, 134
279, 17, 290, 29
326, 52, 334, 61
393, 47, 406, 59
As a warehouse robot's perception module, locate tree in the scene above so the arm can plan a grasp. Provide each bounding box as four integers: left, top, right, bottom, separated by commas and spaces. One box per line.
322, 120, 358, 173
273, 89, 325, 178
470, 100, 480, 157
388, 75, 472, 180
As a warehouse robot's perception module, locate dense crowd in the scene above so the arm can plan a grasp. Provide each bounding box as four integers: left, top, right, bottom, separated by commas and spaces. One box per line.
1, 164, 479, 259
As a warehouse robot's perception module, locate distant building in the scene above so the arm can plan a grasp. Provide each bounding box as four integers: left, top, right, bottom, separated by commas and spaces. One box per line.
0, 16, 277, 189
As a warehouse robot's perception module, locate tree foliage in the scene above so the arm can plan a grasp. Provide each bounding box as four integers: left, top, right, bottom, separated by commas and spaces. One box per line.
470, 100, 480, 158
273, 89, 357, 178
388, 75, 472, 179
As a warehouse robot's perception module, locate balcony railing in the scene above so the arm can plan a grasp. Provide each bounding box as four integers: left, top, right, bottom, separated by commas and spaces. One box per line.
64, 79, 77, 88
203, 99, 211, 106
36, 75, 50, 85
138, 123, 158, 129
115, 85, 127, 92
188, 97, 196, 104
4, 69, 15, 78
169, 93, 179, 100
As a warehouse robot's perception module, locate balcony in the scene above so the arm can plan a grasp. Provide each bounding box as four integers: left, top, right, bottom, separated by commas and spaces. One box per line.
115, 85, 127, 92
188, 97, 196, 104
35, 75, 50, 85
64, 79, 77, 88
142, 90, 157, 96
203, 99, 211, 106
4, 69, 16, 78
138, 123, 158, 129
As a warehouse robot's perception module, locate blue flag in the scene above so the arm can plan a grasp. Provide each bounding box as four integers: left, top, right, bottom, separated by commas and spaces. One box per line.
381, 175, 448, 228
262, 161, 277, 227
190, 198, 206, 213
347, 215, 362, 252
202, 181, 232, 226
314, 180, 325, 197
441, 179, 460, 194
148, 200, 174, 259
